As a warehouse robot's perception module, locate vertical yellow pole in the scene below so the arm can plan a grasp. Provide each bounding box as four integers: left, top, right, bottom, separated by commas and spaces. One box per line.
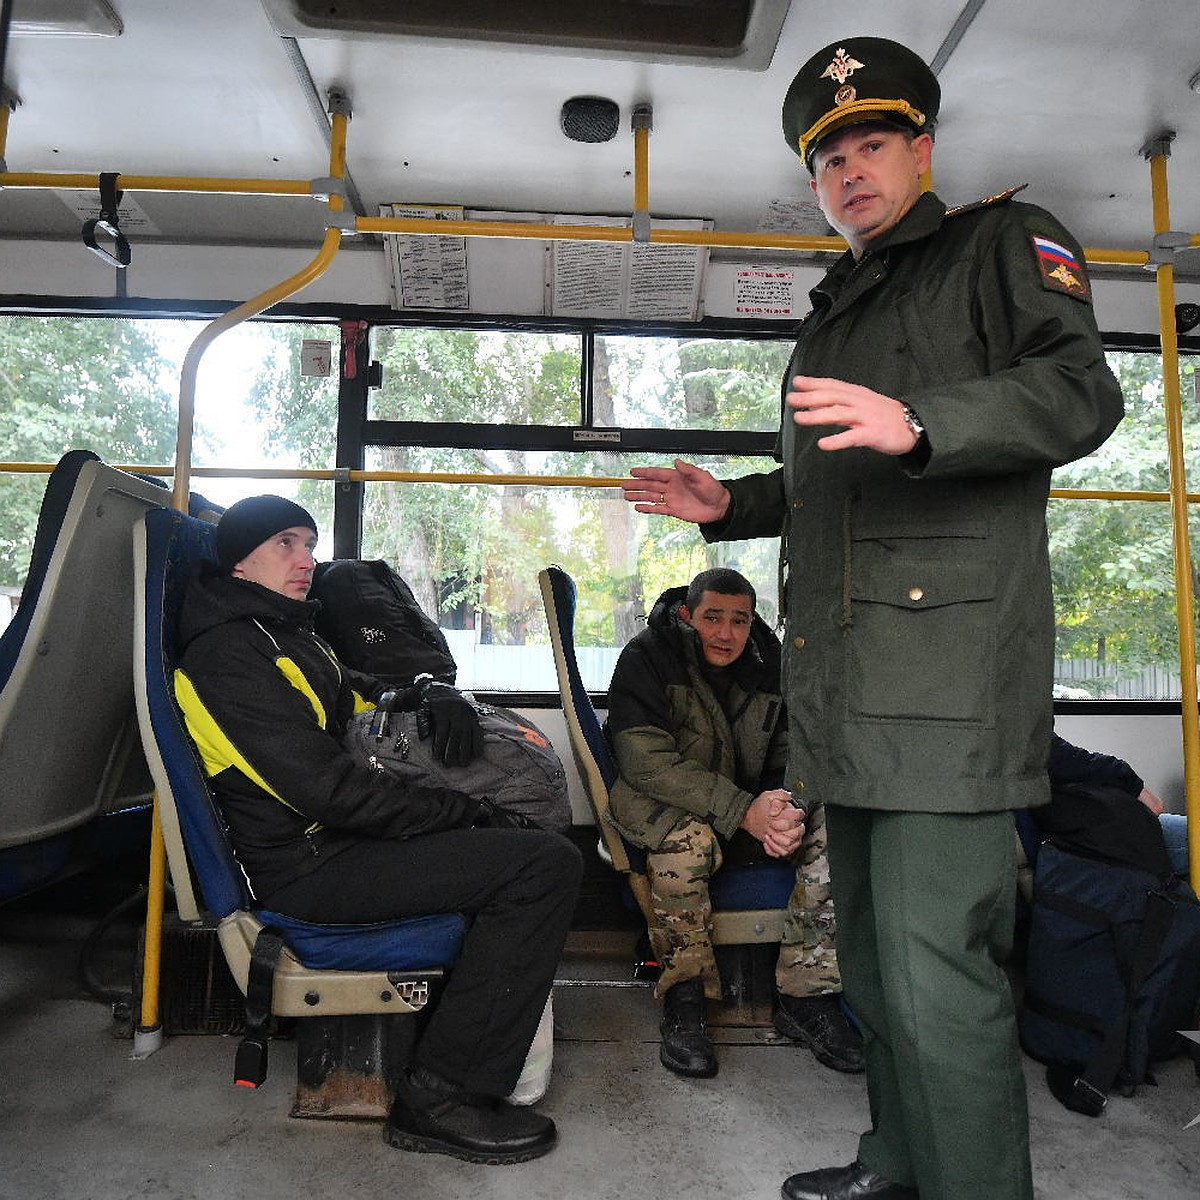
1145, 137, 1200, 893
631, 103, 652, 245
136, 103, 352, 1053
633, 121, 649, 215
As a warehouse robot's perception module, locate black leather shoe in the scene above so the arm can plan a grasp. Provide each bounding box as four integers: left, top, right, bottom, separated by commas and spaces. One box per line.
781, 1161, 918, 1200
385, 1070, 557, 1164
659, 977, 718, 1078
774, 994, 865, 1073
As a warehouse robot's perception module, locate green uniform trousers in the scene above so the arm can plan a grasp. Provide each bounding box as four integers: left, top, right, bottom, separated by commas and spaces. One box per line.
825, 806, 1033, 1200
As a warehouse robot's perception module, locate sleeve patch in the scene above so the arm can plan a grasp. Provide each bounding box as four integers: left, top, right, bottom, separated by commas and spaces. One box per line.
1029, 234, 1091, 301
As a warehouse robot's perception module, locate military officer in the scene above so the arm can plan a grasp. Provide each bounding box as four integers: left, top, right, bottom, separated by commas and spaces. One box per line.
622, 35, 1124, 1200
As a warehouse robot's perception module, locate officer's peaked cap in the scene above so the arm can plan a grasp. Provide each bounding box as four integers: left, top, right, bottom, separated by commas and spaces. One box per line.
782, 36, 939, 171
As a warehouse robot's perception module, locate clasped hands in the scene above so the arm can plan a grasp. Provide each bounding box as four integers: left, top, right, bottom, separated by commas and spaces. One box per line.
741, 788, 806, 859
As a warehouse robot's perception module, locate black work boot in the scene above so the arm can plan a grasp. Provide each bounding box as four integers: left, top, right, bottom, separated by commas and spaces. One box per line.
774, 993, 865, 1074
659, 977, 718, 1078
384, 1066, 557, 1164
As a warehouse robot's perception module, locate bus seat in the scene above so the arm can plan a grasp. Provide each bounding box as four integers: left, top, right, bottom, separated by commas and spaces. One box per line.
0, 452, 172, 888
537, 565, 793, 955
132, 506, 467, 1116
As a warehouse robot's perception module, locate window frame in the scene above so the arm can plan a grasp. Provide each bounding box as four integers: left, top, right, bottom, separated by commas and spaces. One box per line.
3, 298, 1197, 708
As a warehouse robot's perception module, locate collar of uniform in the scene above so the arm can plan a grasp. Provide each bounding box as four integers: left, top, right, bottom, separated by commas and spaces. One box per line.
867, 189, 947, 255
811, 190, 947, 307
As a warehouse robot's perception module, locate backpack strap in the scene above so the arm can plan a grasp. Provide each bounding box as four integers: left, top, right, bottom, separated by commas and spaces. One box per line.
1046, 886, 1178, 1115
234, 925, 285, 1088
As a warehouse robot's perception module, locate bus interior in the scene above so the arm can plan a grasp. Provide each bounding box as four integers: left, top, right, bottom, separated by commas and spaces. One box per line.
1, 2, 1199, 1197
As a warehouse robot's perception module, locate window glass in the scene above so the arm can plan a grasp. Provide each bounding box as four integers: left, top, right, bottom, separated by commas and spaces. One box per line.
368, 328, 582, 424
361, 449, 780, 692
598, 334, 789, 432
0, 315, 339, 600
1049, 350, 1199, 699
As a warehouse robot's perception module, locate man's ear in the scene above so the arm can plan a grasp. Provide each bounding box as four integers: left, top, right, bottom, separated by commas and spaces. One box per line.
913, 131, 933, 175
677, 605, 692, 623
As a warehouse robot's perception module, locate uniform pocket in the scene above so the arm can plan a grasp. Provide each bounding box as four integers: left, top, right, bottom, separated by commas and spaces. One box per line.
845, 541, 997, 724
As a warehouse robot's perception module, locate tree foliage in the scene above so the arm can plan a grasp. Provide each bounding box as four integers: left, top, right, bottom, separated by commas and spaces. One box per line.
0, 317, 177, 586
1049, 351, 1200, 693
5, 314, 1194, 698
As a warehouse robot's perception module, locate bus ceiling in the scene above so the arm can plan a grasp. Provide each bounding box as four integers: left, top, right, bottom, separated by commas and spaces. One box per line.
0, 0, 1198, 277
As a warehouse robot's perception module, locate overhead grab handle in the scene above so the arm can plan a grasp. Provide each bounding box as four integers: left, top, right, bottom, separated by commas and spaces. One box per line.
81, 172, 131, 267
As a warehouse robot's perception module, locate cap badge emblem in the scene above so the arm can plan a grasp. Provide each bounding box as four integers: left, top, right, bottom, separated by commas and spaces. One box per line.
834, 85, 856, 106
821, 48, 866, 86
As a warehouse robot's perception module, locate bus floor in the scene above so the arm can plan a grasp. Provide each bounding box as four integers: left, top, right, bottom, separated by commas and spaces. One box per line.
1, 907, 1198, 1200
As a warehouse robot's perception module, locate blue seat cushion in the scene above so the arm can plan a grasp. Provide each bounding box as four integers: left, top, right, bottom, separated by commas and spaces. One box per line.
709, 860, 796, 910
253, 909, 467, 971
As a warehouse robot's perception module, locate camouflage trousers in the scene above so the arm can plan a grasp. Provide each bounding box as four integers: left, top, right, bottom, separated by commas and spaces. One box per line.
645, 801, 841, 1002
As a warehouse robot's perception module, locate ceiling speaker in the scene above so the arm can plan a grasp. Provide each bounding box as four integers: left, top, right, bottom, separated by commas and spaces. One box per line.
1177, 302, 1200, 335
561, 96, 620, 143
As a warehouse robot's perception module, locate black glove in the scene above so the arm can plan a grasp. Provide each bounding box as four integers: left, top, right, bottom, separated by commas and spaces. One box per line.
474, 796, 539, 830
424, 682, 484, 768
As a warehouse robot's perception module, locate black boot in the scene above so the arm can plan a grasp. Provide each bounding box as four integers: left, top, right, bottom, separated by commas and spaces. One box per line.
384, 1066, 557, 1164
659, 977, 718, 1078
774, 993, 865, 1074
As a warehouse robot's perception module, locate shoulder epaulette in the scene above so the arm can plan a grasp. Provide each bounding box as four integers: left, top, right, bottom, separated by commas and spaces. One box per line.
945, 183, 1029, 219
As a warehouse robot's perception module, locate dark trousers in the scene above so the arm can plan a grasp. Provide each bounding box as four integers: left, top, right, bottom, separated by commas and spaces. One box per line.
825, 806, 1032, 1200
265, 826, 583, 1096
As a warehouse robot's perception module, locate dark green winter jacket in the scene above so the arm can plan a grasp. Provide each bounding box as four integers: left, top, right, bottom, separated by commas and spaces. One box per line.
605, 585, 787, 850
704, 190, 1124, 817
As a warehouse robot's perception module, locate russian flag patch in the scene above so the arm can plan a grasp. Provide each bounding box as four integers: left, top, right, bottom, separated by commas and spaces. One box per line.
1030, 234, 1090, 299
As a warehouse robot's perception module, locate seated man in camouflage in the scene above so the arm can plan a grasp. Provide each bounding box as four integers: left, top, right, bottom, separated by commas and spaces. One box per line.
605, 567, 862, 1078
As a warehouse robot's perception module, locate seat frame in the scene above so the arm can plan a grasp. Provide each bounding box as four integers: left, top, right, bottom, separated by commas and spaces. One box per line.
537, 564, 790, 948
133, 506, 466, 1116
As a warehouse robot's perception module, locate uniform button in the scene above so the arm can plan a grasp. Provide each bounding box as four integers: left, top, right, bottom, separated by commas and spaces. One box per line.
793, 636, 806, 649
792, 779, 805, 792
908, 587, 924, 602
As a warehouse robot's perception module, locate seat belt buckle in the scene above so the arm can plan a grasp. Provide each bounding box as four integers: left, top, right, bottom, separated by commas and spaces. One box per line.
1067, 1076, 1108, 1117
234, 1033, 269, 1088
1045, 1064, 1108, 1117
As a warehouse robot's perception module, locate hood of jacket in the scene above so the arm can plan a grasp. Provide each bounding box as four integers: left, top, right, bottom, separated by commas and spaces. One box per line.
644, 584, 781, 685
176, 561, 322, 655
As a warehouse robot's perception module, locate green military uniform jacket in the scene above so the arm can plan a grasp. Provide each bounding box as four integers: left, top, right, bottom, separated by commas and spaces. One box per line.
705, 190, 1124, 817
605, 585, 788, 850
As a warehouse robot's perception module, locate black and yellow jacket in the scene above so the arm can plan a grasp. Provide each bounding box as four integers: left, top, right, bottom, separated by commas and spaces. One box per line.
175, 564, 477, 902
604, 585, 787, 851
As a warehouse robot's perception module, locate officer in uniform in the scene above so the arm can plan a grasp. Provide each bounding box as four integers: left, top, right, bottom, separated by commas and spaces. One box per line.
622, 35, 1124, 1200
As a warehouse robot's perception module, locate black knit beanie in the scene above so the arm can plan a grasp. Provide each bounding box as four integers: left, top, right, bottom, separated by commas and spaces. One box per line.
215, 494, 318, 573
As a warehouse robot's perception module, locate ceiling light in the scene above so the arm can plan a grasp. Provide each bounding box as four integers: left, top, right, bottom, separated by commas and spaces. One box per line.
9, 0, 123, 37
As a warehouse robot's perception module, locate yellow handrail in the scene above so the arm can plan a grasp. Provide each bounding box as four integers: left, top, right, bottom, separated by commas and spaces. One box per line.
0, 171, 317, 196
6, 461, 1200, 503
1146, 145, 1200, 894
4, 462, 1200, 503
136, 109, 351, 1056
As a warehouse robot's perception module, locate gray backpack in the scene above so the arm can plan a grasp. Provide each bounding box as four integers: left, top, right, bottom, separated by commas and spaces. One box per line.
344, 701, 571, 833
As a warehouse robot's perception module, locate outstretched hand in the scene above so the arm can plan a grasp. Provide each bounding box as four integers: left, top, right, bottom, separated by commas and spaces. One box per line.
787, 376, 919, 455
621, 459, 731, 525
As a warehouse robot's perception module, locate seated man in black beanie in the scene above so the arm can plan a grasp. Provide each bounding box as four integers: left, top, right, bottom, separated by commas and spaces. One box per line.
174, 494, 583, 1164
